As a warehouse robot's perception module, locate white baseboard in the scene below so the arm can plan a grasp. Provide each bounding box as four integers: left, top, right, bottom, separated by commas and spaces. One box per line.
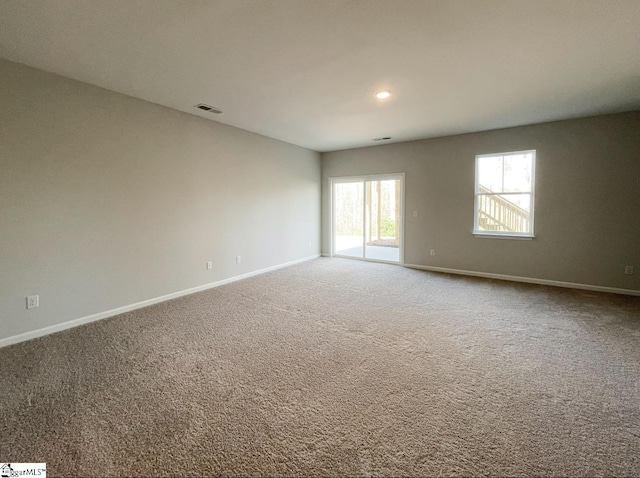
0, 254, 321, 349
404, 263, 640, 297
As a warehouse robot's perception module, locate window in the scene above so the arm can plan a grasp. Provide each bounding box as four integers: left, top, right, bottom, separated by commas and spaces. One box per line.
474, 150, 535, 237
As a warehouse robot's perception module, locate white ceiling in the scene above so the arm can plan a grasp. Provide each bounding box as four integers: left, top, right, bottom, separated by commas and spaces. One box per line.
1, 0, 639, 152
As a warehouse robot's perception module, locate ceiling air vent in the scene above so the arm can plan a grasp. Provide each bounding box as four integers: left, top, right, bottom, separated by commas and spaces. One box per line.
195, 103, 222, 114
373, 136, 392, 141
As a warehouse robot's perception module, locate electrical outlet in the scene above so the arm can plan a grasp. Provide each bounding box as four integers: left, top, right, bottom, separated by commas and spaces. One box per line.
236, 255, 242, 264
624, 265, 634, 275
413, 211, 418, 218
26, 295, 39, 309
430, 249, 436, 256
308, 241, 312, 248
206, 261, 213, 270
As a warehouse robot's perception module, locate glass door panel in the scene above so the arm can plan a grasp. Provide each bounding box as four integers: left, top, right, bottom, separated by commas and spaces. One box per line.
365, 179, 400, 262
333, 181, 364, 258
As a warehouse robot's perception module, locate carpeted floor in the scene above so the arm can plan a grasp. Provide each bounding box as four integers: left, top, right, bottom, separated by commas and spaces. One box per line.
1, 258, 640, 477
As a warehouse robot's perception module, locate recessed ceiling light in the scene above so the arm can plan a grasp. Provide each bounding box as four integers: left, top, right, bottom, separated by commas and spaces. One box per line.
375, 91, 391, 99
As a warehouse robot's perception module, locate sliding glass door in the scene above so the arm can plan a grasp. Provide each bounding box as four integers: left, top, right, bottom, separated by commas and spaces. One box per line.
331, 174, 403, 264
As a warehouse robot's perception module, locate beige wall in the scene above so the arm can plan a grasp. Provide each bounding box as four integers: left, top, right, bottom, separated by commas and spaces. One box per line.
0, 60, 321, 342
322, 112, 640, 292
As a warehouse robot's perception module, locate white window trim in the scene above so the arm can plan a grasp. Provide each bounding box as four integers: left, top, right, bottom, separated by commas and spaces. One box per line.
473, 149, 536, 239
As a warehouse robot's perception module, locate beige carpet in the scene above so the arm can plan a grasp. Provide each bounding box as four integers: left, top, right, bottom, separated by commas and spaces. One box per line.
1, 258, 640, 477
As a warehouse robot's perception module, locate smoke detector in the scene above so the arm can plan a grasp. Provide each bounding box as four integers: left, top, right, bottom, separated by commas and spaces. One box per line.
194, 103, 222, 114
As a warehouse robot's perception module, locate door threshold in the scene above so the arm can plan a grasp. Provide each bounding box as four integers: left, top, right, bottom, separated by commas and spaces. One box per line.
333, 255, 403, 266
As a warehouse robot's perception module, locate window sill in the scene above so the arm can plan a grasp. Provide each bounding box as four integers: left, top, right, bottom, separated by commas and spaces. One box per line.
473, 233, 535, 240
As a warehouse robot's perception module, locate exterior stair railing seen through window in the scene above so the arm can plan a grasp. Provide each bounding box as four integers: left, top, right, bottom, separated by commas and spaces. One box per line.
477, 185, 530, 232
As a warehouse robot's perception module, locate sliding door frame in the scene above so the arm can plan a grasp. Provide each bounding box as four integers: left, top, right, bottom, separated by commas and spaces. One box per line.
329, 173, 405, 265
